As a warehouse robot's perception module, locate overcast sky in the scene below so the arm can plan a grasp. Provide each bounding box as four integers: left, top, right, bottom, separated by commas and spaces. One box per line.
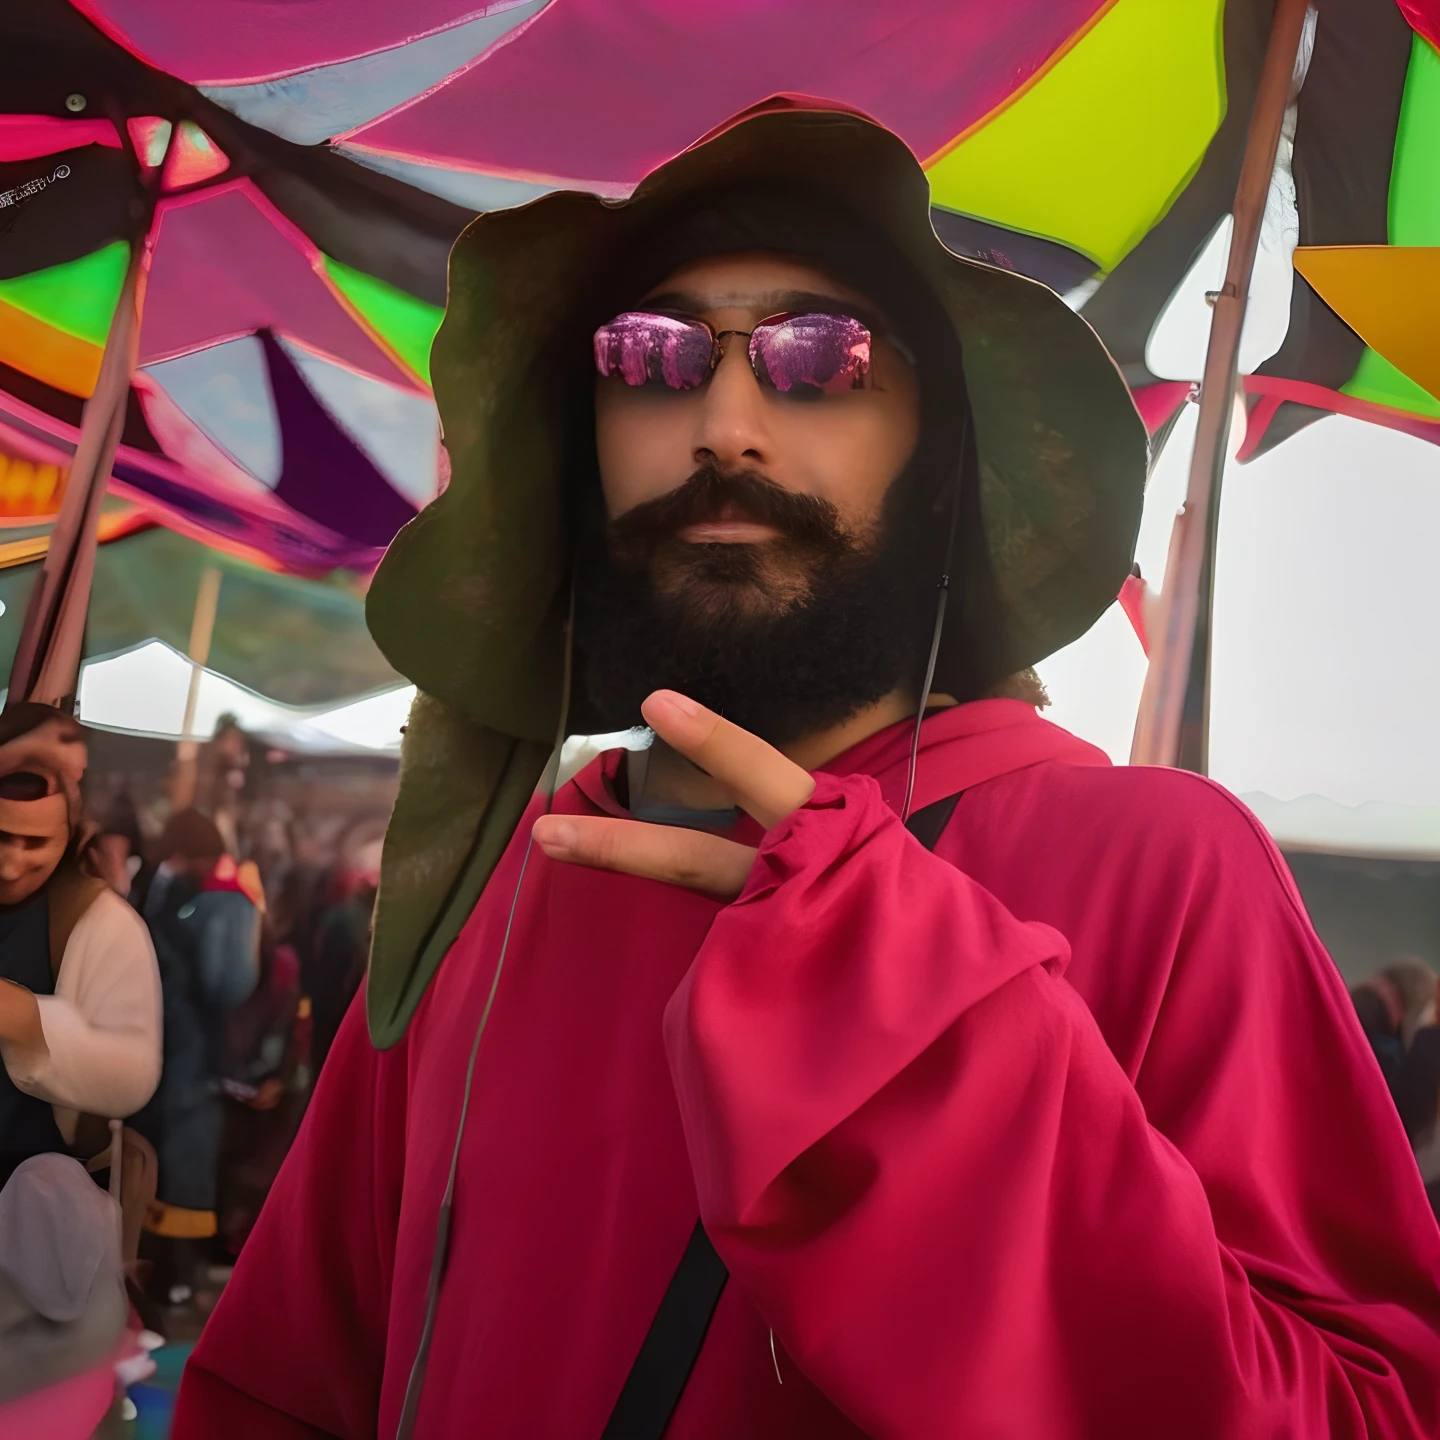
1038, 408, 1440, 809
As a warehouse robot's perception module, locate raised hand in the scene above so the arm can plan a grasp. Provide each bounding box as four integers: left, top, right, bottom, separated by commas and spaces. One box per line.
532, 690, 816, 898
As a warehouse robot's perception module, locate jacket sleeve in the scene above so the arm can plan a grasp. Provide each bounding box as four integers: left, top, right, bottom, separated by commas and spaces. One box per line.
663, 773, 1440, 1440
172, 987, 407, 1439
4, 890, 162, 1124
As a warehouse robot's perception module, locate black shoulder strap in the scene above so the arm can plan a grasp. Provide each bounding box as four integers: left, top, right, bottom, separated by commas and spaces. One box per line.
601, 790, 964, 1440
600, 1220, 728, 1440
903, 790, 964, 852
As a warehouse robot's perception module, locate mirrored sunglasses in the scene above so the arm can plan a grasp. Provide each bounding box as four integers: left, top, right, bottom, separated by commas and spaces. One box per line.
593, 310, 874, 396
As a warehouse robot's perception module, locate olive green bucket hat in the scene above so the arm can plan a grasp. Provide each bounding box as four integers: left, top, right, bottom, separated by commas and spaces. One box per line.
364, 100, 1147, 1048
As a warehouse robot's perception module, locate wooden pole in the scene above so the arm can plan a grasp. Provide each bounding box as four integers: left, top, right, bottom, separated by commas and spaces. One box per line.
1130, 0, 1311, 770
171, 565, 222, 812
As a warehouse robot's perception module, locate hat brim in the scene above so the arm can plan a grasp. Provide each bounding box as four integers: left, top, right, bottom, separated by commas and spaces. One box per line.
368, 104, 1147, 743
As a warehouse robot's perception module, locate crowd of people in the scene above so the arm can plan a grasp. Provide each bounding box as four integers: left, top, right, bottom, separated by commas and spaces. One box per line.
90, 720, 386, 1302
0, 704, 387, 1431
1351, 958, 1440, 1221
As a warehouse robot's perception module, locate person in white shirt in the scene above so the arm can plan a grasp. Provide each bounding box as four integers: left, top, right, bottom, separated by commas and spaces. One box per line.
0, 704, 162, 1186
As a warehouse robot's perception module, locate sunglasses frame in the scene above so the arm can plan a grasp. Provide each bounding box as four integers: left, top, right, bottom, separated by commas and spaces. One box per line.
594, 308, 911, 395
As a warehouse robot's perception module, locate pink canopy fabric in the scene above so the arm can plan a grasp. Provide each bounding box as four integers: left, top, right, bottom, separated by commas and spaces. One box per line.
1397, 1, 1440, 49
139, 180, 421, 391
1238, 375, 1440, 460
0, 117, 119, 162
1130, 380, 1192, 436
66, 0, 522, 86
340, 0, 1107, 185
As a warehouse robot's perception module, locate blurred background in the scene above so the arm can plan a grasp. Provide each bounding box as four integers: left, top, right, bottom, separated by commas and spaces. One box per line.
2, 0, 1438, 1432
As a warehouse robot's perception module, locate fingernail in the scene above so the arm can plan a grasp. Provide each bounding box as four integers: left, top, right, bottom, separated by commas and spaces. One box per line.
533, 818, 577, 856
648, 689, 700, 719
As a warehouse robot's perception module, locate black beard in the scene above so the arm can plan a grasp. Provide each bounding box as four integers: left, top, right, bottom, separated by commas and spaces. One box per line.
572, 464, 936, 746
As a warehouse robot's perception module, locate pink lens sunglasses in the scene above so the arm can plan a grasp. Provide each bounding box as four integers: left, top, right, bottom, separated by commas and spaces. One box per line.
594, 309, 898, 396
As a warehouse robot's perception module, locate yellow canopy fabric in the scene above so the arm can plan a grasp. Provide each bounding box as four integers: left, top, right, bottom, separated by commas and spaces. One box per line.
924, 0, 1226, 271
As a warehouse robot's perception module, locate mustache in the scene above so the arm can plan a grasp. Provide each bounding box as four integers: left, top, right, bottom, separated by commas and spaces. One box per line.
606, 463, 850, 555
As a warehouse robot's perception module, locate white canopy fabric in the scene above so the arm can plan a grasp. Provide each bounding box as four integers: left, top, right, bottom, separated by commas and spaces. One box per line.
75, 640, 411, 754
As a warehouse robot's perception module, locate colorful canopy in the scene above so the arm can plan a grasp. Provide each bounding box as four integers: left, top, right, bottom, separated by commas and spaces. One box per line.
126, 0, 1440, 459
1, 0, 468, 574
4, 0, 1439, 600
1239, 11, 1440, 455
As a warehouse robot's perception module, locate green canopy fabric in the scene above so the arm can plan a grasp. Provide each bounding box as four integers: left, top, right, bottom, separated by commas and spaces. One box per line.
0, 525, 398, 706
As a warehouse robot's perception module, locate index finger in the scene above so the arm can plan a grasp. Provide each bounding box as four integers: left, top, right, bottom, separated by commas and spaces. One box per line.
640, 690, 815, 829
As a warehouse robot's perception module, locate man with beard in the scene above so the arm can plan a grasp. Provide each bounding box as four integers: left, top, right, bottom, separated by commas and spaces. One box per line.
175, 106, 1440, 1439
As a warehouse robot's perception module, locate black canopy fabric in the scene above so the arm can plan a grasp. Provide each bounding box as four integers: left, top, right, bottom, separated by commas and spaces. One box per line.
0, 142, 136, 282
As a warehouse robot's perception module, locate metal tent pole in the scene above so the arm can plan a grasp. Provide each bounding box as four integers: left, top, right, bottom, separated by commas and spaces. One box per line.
4, 114, 169, 712
1130, 0, 1312, 771
6, 246, 145, 708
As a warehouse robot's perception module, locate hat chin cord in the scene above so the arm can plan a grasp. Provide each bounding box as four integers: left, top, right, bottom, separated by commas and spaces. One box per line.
394, 825, 541, 1440
901, 412, 968, 824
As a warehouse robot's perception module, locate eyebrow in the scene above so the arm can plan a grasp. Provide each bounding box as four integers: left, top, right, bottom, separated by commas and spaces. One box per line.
639, 288, 885, 329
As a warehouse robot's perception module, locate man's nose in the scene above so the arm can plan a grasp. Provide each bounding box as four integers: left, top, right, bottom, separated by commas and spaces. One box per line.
692, 342, 773, 470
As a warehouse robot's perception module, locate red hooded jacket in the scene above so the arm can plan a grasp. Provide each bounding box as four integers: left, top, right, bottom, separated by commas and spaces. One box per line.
174, 701, 1440, 1438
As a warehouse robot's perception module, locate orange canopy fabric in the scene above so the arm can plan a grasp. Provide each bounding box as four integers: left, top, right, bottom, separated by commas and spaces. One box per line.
1294, 245, 1440, 406
0, 298, 102, 397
